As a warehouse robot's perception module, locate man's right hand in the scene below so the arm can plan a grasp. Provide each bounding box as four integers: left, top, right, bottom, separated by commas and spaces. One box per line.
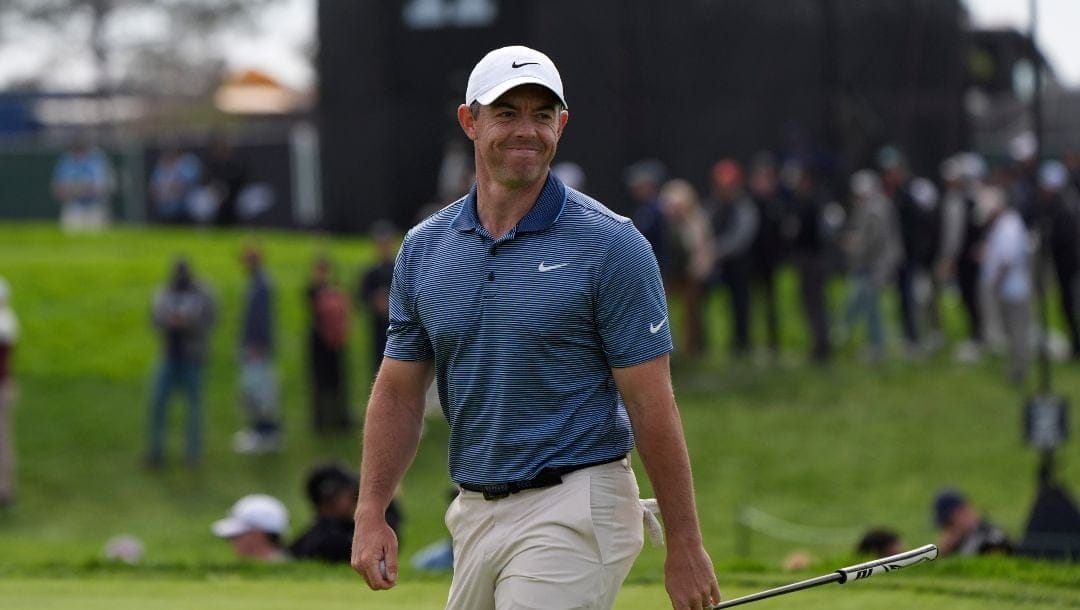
351, 516, 399, 590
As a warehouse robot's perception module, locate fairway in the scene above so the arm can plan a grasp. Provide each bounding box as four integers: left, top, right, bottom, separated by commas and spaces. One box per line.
0, 224, 1078, 608
5, 574, 1079, 609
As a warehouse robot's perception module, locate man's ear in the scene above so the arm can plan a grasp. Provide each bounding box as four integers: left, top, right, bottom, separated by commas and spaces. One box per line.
557, 109, 569, 138
457, 104, 477, 141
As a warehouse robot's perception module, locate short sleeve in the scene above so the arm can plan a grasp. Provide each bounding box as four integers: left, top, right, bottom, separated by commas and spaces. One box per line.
596, 223, 673, 367
383, 234, 434, 361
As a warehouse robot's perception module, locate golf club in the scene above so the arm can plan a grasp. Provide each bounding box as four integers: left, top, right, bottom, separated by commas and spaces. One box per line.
711, 543, 939, 608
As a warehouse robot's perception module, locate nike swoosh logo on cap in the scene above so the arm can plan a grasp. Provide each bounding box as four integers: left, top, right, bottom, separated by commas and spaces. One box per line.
512, 61, 540, 69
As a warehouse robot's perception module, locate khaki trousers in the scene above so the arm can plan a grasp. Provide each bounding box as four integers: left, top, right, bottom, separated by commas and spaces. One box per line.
445, 457, 644, 610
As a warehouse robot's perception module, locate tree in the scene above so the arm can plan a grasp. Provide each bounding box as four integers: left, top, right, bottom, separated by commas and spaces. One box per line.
0, 0, 283, 94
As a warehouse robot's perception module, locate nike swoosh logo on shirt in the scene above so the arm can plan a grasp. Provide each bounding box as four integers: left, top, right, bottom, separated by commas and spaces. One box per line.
649, 317, 668, 334
538, 262, 569, 272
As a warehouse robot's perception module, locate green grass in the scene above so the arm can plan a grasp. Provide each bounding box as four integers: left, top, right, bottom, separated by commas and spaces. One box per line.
0, 222, 1078, 608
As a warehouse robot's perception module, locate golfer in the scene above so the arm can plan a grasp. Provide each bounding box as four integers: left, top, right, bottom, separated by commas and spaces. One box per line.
351, 45, 721, 610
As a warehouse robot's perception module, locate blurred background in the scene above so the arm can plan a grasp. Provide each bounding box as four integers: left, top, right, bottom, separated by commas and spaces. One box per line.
0, 1, 1078, 606
0, 0, 1078, 230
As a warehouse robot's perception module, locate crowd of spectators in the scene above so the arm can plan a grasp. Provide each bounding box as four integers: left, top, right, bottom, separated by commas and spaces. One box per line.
626, 136, 1080, 384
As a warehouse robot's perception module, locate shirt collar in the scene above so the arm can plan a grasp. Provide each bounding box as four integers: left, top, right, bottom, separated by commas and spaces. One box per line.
451, 172, 567, 235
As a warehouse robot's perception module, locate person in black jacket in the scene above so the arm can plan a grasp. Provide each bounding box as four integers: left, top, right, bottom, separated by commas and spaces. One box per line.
747, 152, 789, 359
357, 221, 397, 379
291, 463, 403, 563
1036, 161, 1080, 358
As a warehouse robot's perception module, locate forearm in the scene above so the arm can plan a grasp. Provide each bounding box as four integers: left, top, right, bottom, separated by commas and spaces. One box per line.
615, 357, 705, 545
356, 366, 429, 522
631, 397, 704, 545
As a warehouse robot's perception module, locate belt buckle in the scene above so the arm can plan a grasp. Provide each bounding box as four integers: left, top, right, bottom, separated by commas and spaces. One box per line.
482, 483, 511, 501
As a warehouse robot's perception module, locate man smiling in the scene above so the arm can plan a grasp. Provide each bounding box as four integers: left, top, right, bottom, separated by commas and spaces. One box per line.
351, 45, 721, 610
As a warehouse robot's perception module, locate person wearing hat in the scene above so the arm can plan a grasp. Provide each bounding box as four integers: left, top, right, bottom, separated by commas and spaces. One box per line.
0, 277, 19, 507
290, 462, 402, 563
351, 45, 721, 609
212, 494, 290, 562
933, 489, 1012, 557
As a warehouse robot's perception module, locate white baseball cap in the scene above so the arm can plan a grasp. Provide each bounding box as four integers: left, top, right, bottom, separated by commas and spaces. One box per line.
211, 494, 289, 538
465, 45, 567, 108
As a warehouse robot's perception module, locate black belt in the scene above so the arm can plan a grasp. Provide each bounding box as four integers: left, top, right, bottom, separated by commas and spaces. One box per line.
459, 454, 626, 501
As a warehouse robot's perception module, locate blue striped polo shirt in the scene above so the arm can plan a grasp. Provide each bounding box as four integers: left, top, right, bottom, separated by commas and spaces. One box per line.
385, 173, 672, 486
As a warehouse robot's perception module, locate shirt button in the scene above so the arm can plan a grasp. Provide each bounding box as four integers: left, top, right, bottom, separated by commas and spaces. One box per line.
490, 245, 497, 256
488, 271, 495, 281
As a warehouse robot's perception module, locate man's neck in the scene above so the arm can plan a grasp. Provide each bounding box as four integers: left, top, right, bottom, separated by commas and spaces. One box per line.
475, 174, 547, 240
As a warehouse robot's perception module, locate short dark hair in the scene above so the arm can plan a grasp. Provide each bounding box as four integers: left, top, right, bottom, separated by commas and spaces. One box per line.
305, 463, 358, 507
469, 99, 565, 119
856, 528, 900, 557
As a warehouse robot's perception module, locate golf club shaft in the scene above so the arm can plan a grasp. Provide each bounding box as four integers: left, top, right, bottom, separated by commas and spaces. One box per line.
709, 544, 938, 609
711, 573, 840, 608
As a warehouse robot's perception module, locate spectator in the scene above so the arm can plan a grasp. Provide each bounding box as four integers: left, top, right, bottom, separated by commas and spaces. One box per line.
658, 179, 714, 357
437, 139, 474, 205
909, 177, 944, 353
978, 187, 1033, 384
936, 153, 986, 363
0, 277, 18, 508
357, 221, 397, 378
290, 462, 403, 563
841, 170, 902, 362
202, 133, 249, 227
878, 145, 936, 355
212, 494, 290, 562
747, 152, 789, 358
856, 528, 903, 558
1065, 147, 1080, 195
306, 256, 353, 433
705, 159, 760, 357
145, 258, 216, 468
50, 134, 115, 232
933, 488, 1013, 557
1034, 161, 1080, 359
411, 488, 457, 572
1006, 131, 1039, 224
785, 160, 833, 362
552, 161, 586, 191
233, 245, 282, 454
624, 159, 669, 275
150, 144, 203, 223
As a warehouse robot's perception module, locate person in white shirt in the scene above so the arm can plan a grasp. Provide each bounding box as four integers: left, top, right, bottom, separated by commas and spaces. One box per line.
978, 188, 1032, 384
